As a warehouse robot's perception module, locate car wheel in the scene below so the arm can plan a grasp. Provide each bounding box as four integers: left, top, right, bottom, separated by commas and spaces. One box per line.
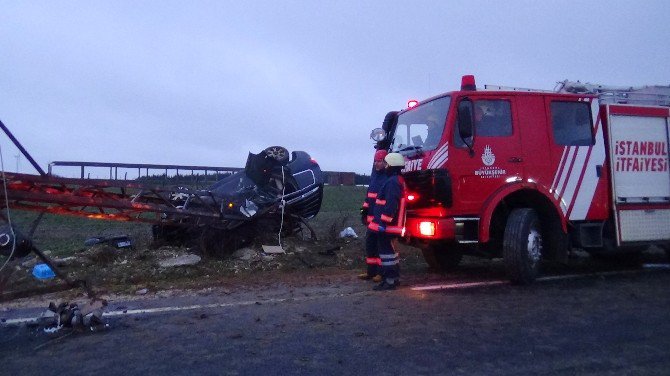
263, 146, 289, 164
503, 208, 542, 285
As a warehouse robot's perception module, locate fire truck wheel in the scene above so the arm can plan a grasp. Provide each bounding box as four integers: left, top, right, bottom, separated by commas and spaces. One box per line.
503, 208, 542, 285
421, 243, 463, 272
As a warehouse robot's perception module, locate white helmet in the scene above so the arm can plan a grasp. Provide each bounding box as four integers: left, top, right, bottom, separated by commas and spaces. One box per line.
384, 153, 405, 167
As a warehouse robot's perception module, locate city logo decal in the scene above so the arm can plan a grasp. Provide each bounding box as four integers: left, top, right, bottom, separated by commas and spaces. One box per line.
475, 145, 507, 178
481, 145, 495, 166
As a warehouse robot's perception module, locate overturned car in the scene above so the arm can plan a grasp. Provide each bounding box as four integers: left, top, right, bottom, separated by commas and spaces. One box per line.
152, 146, 324, 253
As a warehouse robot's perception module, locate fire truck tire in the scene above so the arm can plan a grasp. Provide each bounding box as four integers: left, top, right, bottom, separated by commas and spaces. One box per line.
503, 208, 542, 285
421, 242, 463, 272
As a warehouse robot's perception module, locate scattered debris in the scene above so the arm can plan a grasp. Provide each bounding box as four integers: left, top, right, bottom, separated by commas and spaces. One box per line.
84, 235, 133, 249
32, 263, 55, 280
136, 288, 149, 295
262, 245, 285, 254
40, 300, 108, 334
339, 227, 358, 239
157, 254, 202, 268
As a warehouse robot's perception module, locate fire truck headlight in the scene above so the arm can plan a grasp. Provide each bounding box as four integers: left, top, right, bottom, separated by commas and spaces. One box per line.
370, 128, 387, 142
419, 221, 436, 237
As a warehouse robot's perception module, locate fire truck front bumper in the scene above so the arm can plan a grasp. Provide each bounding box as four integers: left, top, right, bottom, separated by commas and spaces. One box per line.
404, 217, 456, 240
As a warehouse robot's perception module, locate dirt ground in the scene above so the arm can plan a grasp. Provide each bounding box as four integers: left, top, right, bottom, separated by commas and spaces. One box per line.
3, 200, 668, 304
0, 216, 432, 302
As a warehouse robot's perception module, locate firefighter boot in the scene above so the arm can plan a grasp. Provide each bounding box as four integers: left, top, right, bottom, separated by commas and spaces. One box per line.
358, 273, 383, 282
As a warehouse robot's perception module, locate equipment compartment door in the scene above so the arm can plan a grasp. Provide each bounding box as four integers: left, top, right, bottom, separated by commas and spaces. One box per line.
606, 105, 670, 244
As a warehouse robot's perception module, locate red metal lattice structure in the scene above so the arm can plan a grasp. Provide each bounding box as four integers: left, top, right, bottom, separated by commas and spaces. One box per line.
0, 120, 222, 226
0, 172, 221, 225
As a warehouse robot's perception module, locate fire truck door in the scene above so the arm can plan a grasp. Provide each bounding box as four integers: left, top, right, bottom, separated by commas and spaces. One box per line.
455, 98, 523, 207
606, 105, 670, 245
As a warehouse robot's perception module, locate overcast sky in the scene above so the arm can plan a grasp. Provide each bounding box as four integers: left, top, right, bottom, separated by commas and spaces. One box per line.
1, 1, 669, 176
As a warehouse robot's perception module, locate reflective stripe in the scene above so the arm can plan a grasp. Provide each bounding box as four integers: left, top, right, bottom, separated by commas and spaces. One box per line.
368, 222, 381, 232
367, 192, 378, 198
366, 257, 381, 265
366, 215, 374, 223
380, 214, 394, 223
375, 199, 386, 205
385, 226, 405, 235
381, 260, 399, 266
380, 253, 399, 260
362, 202, 369, 208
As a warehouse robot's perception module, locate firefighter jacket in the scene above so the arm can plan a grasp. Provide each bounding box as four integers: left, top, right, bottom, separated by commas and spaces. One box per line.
367, 173, 407, 236
362, 169, 388, 224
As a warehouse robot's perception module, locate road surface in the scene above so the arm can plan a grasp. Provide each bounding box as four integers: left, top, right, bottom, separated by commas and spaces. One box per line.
2, 264, 669, 375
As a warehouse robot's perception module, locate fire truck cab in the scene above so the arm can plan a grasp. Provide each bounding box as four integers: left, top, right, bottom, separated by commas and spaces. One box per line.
371, 75, 670, 284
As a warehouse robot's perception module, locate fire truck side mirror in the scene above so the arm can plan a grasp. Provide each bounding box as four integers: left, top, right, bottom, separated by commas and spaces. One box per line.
381, 111, 399, 131
457, 99, 474, 149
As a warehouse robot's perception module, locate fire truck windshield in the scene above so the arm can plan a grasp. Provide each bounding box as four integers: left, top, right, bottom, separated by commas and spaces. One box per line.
391, 96, 450, 154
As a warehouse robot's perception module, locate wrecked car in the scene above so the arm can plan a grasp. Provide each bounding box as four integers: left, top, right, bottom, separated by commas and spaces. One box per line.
152, 146, 324, 253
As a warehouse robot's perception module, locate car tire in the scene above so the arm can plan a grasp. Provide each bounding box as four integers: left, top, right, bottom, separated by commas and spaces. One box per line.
503, 208, 542, 285
263, 146, 289, 164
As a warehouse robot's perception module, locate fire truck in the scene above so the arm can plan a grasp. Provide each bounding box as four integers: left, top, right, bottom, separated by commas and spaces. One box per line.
370, 75, 670, 284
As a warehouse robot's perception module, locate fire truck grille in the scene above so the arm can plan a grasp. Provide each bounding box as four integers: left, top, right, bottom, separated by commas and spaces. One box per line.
403, 169, 452, 208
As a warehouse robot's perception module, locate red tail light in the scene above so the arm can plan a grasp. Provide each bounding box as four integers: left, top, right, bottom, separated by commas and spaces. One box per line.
406, 193, 418, 202
407, 99, 419, 108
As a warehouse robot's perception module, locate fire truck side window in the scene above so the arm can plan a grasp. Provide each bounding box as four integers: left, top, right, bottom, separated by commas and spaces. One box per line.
455, 99, 512, 147
550, 101, 593, 146
474, 100, 512, 137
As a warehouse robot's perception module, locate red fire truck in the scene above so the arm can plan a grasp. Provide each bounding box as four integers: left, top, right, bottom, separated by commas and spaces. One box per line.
370, 75, 670, 284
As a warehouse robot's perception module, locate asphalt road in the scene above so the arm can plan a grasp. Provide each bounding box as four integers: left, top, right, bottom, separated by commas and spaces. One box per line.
2, 266, 670, 375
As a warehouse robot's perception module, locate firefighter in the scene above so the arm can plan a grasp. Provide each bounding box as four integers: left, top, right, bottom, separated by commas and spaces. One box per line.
367, 152, 407, 291
358, 149, 388, 282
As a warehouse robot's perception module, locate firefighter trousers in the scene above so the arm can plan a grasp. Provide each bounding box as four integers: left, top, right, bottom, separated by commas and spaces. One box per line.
364, 230, 381, 277
377, 232, 399, 283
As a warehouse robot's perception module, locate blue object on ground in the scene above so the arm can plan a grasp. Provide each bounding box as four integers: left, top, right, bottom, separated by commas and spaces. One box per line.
33, 263, 56, 280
